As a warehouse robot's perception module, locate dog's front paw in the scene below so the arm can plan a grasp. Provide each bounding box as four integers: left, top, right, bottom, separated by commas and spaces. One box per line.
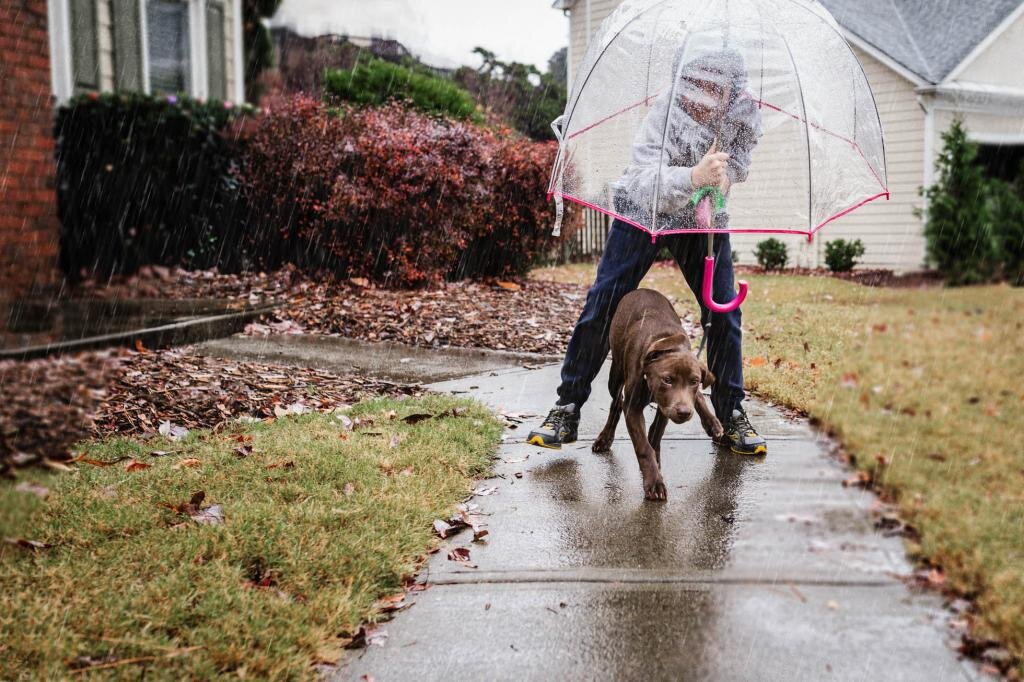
643, 474, 668, 501
592, 433, 613, 453
704, 417, 724, 440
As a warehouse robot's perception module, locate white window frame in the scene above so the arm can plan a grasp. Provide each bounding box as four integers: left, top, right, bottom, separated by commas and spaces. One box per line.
49, 0, 245, 103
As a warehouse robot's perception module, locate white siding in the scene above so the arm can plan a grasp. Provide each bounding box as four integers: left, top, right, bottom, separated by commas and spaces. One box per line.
565, 2, 929, 271
955, 10, 1024, 89
802, 44, 926, 271
936, 109, 1024, 146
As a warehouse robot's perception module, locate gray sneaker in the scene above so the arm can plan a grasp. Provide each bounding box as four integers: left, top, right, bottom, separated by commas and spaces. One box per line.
714, 407, 768, 456
527, 403, 580, 449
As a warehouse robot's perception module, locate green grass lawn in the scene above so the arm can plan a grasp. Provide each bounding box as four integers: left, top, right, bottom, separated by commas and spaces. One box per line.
535, 262, 1024, 670
1, 395, 502, 680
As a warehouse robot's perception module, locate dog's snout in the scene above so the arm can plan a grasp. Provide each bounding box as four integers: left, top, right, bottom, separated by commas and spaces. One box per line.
671, 406, 693, 423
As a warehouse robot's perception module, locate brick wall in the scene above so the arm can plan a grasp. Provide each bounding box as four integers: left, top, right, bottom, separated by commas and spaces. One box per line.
0, 0, 59, 299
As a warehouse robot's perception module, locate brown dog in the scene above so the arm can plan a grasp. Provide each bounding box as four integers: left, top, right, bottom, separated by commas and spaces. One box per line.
591, 289, 724, 500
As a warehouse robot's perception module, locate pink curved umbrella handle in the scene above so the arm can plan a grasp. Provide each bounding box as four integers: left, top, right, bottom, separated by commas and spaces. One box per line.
702, 257, 748, 314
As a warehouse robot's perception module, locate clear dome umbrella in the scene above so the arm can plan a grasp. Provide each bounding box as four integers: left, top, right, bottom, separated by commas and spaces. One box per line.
548, 0, 888, 312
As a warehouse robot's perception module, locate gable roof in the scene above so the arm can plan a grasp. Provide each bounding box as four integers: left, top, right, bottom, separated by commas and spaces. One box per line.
817, 0, 1023, 84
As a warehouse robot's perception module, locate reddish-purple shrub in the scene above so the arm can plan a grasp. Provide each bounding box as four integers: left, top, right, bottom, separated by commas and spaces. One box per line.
241, 96, 558, 286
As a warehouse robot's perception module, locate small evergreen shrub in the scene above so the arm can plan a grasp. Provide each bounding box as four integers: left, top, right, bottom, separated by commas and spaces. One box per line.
989, 172, 1024, 287
323, 58, 482, 123
824, 238, 866, 272
920, 119, 998, 285
754, 238, 788, 271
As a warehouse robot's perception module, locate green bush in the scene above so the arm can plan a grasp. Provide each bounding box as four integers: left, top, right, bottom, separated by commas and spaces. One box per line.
824, 238, 866, 272
754, 238, 788, 271
55, 92, 255, 279
920, 119, 998, 285
989, 173, 1024, 287
323, 58, 481, 123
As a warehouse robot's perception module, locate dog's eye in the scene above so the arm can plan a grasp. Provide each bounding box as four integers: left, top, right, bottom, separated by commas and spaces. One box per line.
662, 376, 673, 386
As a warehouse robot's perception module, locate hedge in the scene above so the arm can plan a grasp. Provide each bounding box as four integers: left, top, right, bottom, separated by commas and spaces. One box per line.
55, 93, 559, 287
241, 97, 558, 286
55, 93, 254, 280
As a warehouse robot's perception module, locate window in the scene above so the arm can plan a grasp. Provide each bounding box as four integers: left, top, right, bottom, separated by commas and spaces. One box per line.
147, 0, 191, 94
50, 0, 240, 103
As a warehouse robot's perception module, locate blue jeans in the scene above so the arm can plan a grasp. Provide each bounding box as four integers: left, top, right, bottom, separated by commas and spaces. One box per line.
556, 219, 745, 420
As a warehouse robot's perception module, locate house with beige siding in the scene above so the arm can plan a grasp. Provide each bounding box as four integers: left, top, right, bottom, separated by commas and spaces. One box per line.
552, 0, 1024, 271
47, 0, 244, 104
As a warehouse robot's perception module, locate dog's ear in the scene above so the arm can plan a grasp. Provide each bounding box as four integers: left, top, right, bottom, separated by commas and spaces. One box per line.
700, 362, 716, 389
643, 335, 685, 368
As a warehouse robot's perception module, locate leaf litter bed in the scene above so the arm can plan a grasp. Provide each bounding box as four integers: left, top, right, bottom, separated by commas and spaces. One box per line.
1, 347, 424, 473
68, 264, 587, 355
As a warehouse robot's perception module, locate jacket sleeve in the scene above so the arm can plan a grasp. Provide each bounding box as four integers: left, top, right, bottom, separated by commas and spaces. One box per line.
614, 98, 695, 213
725, 95, 763, 184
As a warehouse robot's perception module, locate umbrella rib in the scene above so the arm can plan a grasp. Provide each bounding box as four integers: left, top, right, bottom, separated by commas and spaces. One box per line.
560, 0, 676, 142
772, 0, 889, 188
773, 26, 814, 236
651, 30, 693, 234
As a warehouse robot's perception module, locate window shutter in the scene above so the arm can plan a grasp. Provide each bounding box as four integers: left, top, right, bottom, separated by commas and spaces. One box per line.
206, 1, 227, 100
70, 0, 100, 92
112, 0, 142, 91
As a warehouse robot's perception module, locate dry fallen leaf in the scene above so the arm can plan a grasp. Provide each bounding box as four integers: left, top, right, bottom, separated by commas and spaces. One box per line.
174, 458, 201, 469
159, 421, 189, 442
373, 592, 411, 613
388, 434, 402, 449
748, 356, 768, 367
495, 280, 522, 291
433, 519, 455, 538
344, 624, 388, 649
70, 454, 128, 467
134, 338, 149, 353
447, 547, 477, 567
266, 460, 295, 470
5, 537, 52, 550
401, 413, 434, 425
191, 505, 225, 526
842, 471, 871, 488
15, 481, 50, 499
124, 459, 152, 472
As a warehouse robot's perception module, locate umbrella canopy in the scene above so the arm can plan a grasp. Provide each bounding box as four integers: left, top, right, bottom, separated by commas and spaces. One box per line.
548, 0, 889, 242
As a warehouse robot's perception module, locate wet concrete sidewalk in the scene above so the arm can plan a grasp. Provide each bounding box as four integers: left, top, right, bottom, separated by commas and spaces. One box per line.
338, 362, 978, 681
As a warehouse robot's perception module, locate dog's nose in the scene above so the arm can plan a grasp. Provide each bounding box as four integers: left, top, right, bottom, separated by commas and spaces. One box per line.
673, 407, 693, 422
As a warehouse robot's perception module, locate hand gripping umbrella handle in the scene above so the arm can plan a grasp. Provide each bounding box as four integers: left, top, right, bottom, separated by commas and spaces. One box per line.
702, 257, 748, 314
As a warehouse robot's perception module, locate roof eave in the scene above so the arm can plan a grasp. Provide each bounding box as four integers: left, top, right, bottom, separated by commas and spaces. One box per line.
840, 28, 930, 86
916, 81, 1024, 116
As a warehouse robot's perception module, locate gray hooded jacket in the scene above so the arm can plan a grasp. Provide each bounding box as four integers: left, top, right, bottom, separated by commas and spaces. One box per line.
611, 48, 763, 226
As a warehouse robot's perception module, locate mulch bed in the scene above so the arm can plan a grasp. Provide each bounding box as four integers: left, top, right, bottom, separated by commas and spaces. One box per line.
733, 265, 945, 288
67, 265, 589, 356
1, 348, 423, 475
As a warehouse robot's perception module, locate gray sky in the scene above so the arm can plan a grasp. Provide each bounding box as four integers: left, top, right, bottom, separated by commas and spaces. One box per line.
272, 0, 570, 72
